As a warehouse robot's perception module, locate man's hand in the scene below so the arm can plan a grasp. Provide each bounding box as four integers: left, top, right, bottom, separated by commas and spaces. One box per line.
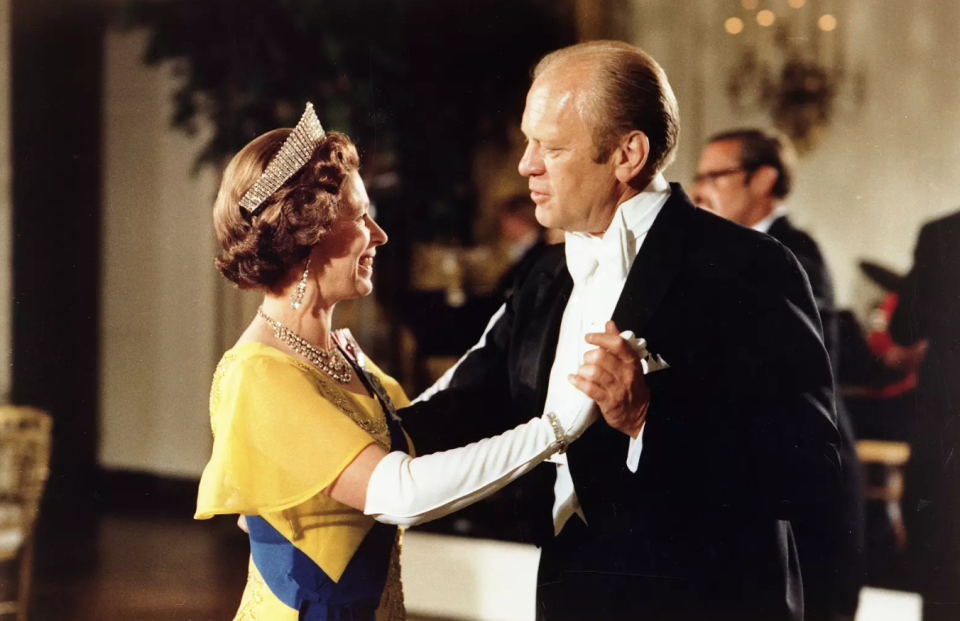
238, 515, 249, 533
568, 321, 651, 438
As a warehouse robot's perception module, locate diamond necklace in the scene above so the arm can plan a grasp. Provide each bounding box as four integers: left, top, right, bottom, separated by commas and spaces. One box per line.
257, 307, 352, 383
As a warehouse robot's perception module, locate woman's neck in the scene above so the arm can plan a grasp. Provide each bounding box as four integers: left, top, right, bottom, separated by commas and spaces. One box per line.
259, 294, 336, 351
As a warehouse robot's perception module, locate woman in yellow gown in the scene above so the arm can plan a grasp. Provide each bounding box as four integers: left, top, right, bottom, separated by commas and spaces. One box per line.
195, 104, 596, 621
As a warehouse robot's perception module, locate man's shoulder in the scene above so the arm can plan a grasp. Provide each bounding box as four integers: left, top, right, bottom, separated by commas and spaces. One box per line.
687, 205, 794, 271
916, 209, 960, 276
923, 208, 960, 237
682, 210, 816, 322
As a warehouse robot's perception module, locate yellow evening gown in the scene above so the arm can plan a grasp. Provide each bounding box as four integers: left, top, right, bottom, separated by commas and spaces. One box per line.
195, 341, 412, 621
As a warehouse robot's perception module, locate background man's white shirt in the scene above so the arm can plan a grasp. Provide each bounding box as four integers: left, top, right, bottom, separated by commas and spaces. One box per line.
751, 204, 788, 234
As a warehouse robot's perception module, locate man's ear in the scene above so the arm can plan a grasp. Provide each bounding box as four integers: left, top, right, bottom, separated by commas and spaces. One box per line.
614, 131, 650, 184
749, 165, 779, 196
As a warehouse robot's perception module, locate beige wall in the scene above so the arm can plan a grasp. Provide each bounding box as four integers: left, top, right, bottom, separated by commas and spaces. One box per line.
99, 3, 960, 477
99, 29, 222, 478
628, 0, 960, 312
0, 0, 10, 402
97, 27, 371, 478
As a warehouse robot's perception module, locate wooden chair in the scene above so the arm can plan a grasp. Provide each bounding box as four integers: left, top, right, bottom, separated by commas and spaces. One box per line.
0, 407, 52, 621
857, 439, 911, 548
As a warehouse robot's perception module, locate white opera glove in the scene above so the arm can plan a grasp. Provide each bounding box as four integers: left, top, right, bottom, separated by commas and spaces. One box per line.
364, 408, 596, 527
549, 390, 598, 442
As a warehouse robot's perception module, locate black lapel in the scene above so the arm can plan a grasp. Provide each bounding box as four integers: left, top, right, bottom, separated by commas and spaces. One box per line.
508, 254, 572, 546
568, 187, 698, 500
515, 251, 573, 414
610, 183, 697, 337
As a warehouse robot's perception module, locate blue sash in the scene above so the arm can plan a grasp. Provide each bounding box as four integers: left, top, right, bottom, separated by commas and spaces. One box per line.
247, 516, 396, 621
249, 357, 409, 621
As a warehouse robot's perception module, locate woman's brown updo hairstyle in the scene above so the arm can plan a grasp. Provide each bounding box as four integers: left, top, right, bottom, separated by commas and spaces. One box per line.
213, 129, 360, 291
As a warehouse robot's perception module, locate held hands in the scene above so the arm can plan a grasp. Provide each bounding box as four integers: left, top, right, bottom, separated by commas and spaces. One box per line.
568, 321, 651, 439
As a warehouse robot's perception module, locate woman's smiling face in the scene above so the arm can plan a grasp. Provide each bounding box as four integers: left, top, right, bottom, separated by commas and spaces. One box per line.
312, 171, 388, 303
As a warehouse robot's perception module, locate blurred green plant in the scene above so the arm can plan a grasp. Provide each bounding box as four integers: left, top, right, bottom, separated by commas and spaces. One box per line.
125, 0, 404, 169
124, 0, 571, 242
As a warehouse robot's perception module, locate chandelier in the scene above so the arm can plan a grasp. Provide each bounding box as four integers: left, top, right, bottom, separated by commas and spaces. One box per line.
724, 0, 862, 153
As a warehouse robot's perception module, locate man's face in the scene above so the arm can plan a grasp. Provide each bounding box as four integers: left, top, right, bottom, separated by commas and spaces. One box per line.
691, 139, 758, 226
518, 66, 621, 234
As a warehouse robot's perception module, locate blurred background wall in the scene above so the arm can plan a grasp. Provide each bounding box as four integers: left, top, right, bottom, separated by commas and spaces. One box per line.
98, 28, 221, 478
87, 0, 960, 479
617, 0, 960, 312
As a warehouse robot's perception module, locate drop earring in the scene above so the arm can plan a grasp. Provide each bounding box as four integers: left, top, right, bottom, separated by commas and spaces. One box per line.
290, 258, 311, 310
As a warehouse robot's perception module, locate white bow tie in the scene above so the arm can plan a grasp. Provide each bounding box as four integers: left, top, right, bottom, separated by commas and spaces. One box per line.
564, 229, 629, 287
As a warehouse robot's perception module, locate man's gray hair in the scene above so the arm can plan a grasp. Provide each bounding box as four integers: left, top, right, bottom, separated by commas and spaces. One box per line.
533, 41, 680, 172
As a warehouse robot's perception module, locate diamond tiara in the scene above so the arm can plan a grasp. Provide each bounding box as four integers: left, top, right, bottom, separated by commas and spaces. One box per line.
238, 103, 326, 215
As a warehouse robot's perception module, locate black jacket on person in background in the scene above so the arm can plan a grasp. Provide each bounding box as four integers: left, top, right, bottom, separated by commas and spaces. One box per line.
889, 210, 960, 621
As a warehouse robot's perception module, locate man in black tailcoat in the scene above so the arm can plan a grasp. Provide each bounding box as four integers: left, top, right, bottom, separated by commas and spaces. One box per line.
405, 42, 840, 621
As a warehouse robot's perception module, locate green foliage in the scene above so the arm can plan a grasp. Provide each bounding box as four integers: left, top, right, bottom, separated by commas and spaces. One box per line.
124, 0, 571, 241
125, 0, 403, 167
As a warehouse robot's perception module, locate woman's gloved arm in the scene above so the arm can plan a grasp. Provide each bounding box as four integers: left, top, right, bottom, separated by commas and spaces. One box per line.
325, 394, 597, 527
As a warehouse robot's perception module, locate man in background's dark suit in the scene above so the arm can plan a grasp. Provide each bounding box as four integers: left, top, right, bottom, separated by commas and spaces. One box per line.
890, 210, 960, 621
692, 129, 864, 621
406, 43, 841, 621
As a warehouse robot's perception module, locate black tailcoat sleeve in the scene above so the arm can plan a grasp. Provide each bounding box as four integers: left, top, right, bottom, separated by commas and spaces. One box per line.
400, 244, 571, 457
398, 296, 517, 456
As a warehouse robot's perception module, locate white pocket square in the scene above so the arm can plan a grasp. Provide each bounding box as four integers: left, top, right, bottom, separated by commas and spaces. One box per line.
642, 353, 670, 374
620, 331, 670, 374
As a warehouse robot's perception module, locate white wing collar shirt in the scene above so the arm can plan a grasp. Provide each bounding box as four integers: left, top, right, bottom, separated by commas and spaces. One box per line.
544, 173, 671, 535
751, 204, 789, 234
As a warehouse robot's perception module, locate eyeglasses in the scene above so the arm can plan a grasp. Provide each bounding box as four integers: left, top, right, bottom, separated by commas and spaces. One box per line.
693, 167, 750, 185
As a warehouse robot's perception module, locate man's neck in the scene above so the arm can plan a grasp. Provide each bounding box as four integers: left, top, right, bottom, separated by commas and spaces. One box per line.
741, 198, 778, 228
591, 174, 660, 237
748, 202, 787, 233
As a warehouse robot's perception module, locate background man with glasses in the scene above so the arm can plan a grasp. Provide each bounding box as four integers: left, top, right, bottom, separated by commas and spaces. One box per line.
692, 128, 864, 621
